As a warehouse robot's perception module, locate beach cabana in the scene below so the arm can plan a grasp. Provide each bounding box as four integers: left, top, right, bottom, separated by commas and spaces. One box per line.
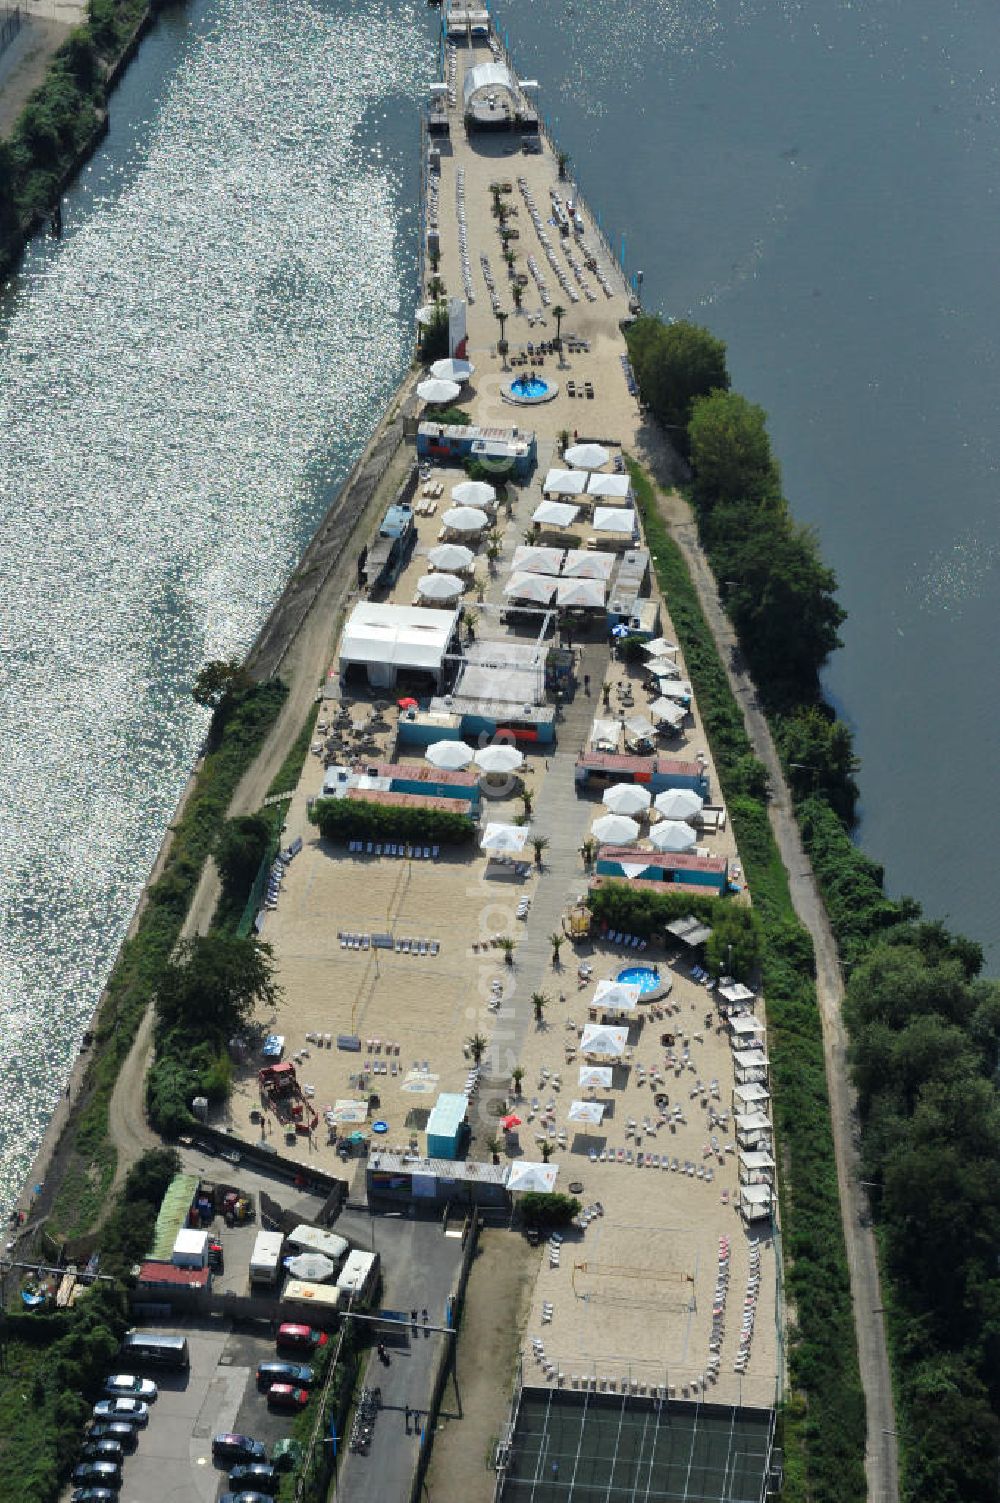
416, 572, 464, 603
555, 577, 606, 609
425, 740, 474, 771
643, 637, 678, 659
480, 822, 530, 855
506, 1161, 559, 1194
542, 467, 587, 496
504, 572, 557, 605
451, 479, 495, 509
654, 787, 704, 822
565, 442, 610, 470
417, 377, 462, 405
648, 697, 687, 730
578, 1065, 613, 1090
427, 542, 475, 572
648, 820, 697, 854
442, 506, 488, 534
532, 499, 580, 529
593, 506, 636, 536
430, 357, 475, 383
592, 978, 642, 1014
579, 1023, 628, 1059
592, 812, 640, 845
602, 782, 651, 816
567, 1100, 605, 1125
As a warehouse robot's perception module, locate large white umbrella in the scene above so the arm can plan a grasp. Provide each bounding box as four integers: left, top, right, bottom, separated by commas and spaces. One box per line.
417, 572, 464, 601
592, 812, 640, 845
646, 655, 682, 680
654, 788, 704, 821
593, 979, 642, 1013
511, 544, 564, 575
430, 357, 475, 383
475, 744, 524, 774
648, 820, 697, 854
480, 821, 530, 854
602, 782, 651, 816
586, 472, 632, 500
506, 1161, 559, 1194
504, 572, 557, 605
285, 1252, 337, 1283
578, 1065, 613, 1089
648, 697, 687, 729
425, 740, 474, 770
532, 499, 580, 529
451, 479, 495, 509
555, 577, 606, 609
567, 1100, 605, 1126
565, 442, 610, 471
579, 1023, 628, 1059
542, 467, 588, 496
643, 637, 678, 658
427, 542, 475, 571
442, 506, 488, 533
561, 550, 615, 580
593, 506, 636, 535
417, 377, 462, 404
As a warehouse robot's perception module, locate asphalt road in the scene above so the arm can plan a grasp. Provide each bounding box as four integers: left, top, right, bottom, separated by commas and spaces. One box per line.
666, 509, 899, 1503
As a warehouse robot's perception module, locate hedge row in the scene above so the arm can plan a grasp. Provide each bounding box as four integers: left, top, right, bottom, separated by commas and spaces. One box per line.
630, 459, 866, 1503
310, 794, 476, 847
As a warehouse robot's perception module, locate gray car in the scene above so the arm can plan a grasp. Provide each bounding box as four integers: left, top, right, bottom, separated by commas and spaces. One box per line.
93, 1397, 149, 1426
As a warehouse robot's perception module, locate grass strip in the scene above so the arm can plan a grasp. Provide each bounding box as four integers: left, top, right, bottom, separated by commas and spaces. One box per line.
629, 458, 866, 1503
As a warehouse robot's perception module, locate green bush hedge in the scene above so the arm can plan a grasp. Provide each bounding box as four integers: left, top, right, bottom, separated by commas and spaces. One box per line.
630, 458, 866, 1503
310, 795, 475, 847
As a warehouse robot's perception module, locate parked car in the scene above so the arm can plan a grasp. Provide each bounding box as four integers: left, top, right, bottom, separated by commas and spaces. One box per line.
86, 1423, 138, 1452
79, 1440, 125, 1464
92, 1398, 149, 1426
70, 1490, 119, 1503
229, 1461, 278, 1494
208, 1240, 224, 1273
103, 1374, 157, 1400
276, 1323, 327, 1352
71, 1461, 122, 1489
212, 1434, 268, 1463
255, 1360, 314, 1391
219, 1494, 274, 1503
266, 1384, 310, 1411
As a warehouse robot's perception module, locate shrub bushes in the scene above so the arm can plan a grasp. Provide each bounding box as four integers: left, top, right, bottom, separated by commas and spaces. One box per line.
310, 795, 475, 847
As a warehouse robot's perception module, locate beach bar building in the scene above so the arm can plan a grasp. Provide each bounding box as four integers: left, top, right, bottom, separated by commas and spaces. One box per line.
575, 751, 710, 800
417, 421, 536, 479
337, 602, 460, 693
426, 1092, 469, 1160
593, 847, 729, 895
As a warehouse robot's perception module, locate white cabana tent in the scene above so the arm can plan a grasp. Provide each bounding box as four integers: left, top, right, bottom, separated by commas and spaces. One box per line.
425, 740, 474, 771
734, 1082, 771, 1108
729, 1013, 765, 1040
593, 506, 636, 536
506, 1160, 559, 1194
480, 822, 530, 855
533, 499, 580, 528
735, 1110, 773, 1138
648, 820, 697, 853
417, 377, 462, 405
338, 601, 459, 691
739, 1149, 776, 1181
417, 572, 464, 602
648, 697, 687, 730
643, 637, 678, 658
463, 60, 517, 111
285, 1252, 337, 1283
586, 472, 632, 501
430, 357, 475, 383
740, 1183, 772, 1221
567, 1100, 605, 1125
720, 982, 756, 1006
442, 506, 488, 534
504, 572, 557, 605
561, 549, 616, 580
602, 782, 652, 816
646, 655, 682, 680
579, 1023, 628, 1059
542, 467, 587, 496
555, 577, 606, 609
623, 714, 658, 746
734, 1049, 770, 1081
654, 788, 704, 822
592, 978, 642, 1014
590, 717, 620, 753
427, 542, 475, 572
475, 744, 524, 774
564, 441, 610, 470
511, 544, 564, 575
451, 479, 495, 509
649, 678, 693, 702
579, 1065, 613, 1089
592, 812, 640, 844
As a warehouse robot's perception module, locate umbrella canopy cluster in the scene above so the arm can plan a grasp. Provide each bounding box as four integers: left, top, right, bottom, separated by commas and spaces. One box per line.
564, 441, 610, 470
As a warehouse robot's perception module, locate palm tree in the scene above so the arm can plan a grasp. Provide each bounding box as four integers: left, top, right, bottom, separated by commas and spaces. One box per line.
531, 990, 551, 1024
466, 1032, 488, 1066
428, 275, 445, 301
520, 787, 535, 818
512, 282, 523, 312
580, 836, 598, 869
601, 681, 612, 709
464, 607, 478, 641
486, 1135, 503, 1164
511, 1065, 525, 1096
552, 304, 566, 346
540, 1140, 554, 1163
549, 931, 564, 966
532, 835, 549, 868
556, 149, 571, 181
486, 527, 504, 570
498, 935, 516, 966
496, 309, 508, 367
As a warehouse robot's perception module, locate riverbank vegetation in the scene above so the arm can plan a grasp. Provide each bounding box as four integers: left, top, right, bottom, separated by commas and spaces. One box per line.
0, 0, 156, 277
587, 883, 760, 981
631, 313, 1000, 1500
47, 676, 286, 1239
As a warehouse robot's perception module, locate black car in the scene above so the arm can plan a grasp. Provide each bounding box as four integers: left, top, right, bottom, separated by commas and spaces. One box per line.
71, 1461, 122, 1488
70, 1491, 119, 1503
212, 1434, 268, 1463
219, 1494, 273, 1503
229, 1462, 278, 1494
80, 1439, 125, 1464
87, 1422, 137, 1452
255, 1360, 314, 1391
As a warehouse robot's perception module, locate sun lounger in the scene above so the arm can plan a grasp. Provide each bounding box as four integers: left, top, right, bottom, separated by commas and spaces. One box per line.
430, 940, 440, 955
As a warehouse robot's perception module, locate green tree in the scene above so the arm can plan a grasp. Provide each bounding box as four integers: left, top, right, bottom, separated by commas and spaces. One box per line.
532, 835, 549, 867
531, 991, 550, 1024
687, 388, 779, 511
626, 316, 729, 450
122, 1147, 181, 1204
154, 932, 281, 1039
511, 281, 523, 311
421, 301, 450, 363
214, 813, 271, 897
552, 304, 566, 344
549, 931, 564, 965
192, 656, 251, 712
466, 1032, 488, 1065
776, 705, 860, 823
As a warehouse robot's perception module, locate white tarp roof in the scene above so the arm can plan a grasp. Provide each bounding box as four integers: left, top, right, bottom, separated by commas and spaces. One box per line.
730, 1013, 765, 1037
506, 1160, 559, 1194
511, 544, 564, 575
417, 572, 464, 601
504, 571, 557, 605
720, 982, 756, 1005
339, 602, 458, 672
593, 978, 642, 1013
623, 714, 657, 743
590, 718, 620, 751
650, 678, 693, 702
586, 472, 632, 500
592, 812, 640, 844
734, 1082, 771, 1104
565, 442, 610, 470
735, 1111, 772, 1132
533, 499, 581, 528
561, 549, 616, 580
480, 821, 530, 854
593, 506, 636, 535
734, 1049, 769, 1071
567, 1100, 605, 1125
578, 1065, 613, 1088
643, 637, 678, 657
287, 1225, 349, 1261
646, 656, 682, 680
739, 1150, 776, 1171
542, 467, 587, 495
463, 60, 516, 109
555, 577, 606, 609
741, 1183, 772, 1206
579, 1023, 628, 1058
648, 697, 687, 728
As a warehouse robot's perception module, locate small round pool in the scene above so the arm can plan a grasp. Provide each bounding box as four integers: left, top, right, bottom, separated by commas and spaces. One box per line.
502, 373, 559, 406
617, 964, 671, 1002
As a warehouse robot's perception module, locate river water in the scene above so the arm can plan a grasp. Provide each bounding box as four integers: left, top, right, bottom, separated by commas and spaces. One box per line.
2, 0, 998, 1212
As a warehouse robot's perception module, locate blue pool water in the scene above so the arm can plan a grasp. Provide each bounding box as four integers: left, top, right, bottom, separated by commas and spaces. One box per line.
617, 965, 660, 994
510, 375, 549, 399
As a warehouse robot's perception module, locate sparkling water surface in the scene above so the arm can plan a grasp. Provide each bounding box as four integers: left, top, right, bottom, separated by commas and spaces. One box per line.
0, 0, 435, 1215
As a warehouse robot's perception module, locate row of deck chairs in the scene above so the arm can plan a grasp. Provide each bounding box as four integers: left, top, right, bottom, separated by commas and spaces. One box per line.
347, 841, 440, 859
606, 931, 648, 949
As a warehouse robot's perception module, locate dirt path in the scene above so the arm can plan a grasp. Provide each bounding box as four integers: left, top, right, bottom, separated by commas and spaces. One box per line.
658, 497, 899, 1503
423, 1230, 540, 1503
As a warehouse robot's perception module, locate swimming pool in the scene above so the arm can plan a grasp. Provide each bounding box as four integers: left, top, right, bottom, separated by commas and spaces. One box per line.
616, 964, 670, 1001
501, 373, 559, 406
